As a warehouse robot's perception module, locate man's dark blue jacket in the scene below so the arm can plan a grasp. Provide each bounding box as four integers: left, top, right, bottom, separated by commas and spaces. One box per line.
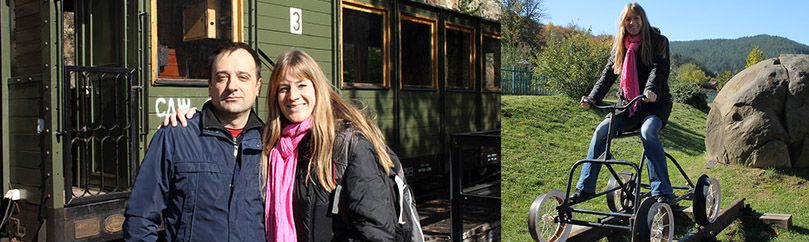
123, 102, 267, 242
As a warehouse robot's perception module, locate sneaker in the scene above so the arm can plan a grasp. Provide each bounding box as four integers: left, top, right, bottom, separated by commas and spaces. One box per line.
569, 189, 595, 203
655, 194, 677, 206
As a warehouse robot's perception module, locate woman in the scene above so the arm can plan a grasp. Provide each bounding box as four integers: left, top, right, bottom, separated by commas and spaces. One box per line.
573, 3, 674, 204
263, 49, 401, 241
164, 49, 404, 241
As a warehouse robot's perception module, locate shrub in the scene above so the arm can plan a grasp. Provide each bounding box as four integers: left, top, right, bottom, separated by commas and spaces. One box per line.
671, 80, 708, 110
674, 63, 710, 86
533, 31, 611, 98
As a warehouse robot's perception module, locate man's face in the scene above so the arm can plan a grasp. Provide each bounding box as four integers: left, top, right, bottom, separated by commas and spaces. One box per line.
209, 49, 262, 117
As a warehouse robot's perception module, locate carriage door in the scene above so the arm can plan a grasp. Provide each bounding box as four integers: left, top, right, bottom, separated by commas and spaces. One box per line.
61, 0, 141, 205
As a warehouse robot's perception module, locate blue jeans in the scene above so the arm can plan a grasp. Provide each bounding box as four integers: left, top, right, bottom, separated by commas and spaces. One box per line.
575, 115, 673, 197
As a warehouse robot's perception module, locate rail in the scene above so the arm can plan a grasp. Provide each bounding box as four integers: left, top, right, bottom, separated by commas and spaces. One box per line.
450, 130, 500, 242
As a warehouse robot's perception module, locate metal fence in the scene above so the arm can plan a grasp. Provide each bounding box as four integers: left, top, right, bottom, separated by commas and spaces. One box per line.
501, 66, 552, 95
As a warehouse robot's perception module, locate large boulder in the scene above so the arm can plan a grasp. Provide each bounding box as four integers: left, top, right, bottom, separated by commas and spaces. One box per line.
706, 54, 809, 169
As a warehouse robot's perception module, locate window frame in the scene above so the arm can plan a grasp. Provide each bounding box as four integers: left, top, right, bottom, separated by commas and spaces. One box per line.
481, 32, 502, 93
339, 0, 390, 90
149, 0, 245, 85
444, 22, 475, 91
399, 13, 437, 91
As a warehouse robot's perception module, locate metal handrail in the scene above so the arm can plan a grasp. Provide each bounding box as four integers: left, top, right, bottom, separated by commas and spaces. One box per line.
62, 65, 139, 206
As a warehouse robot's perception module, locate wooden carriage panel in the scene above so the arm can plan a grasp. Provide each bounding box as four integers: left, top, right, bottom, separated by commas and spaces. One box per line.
11, 0, 41, 77
481, 94, 499, 130
14, 0, 39, 18
254, 0, 335, 119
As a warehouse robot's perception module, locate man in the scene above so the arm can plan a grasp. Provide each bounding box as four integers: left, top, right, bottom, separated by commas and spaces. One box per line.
124, 42, 266, 242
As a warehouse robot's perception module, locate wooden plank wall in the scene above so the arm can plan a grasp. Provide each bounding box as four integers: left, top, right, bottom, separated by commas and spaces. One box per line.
12, 0, 41, 76
8, 77, 44, 204
397, 4, 441, 159
254, 0, 335, 120
8, 0, 44, 203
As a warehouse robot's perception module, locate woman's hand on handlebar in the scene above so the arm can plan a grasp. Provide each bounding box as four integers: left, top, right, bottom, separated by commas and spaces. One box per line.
580, 96, 592, 109
162, 107, 198, 127
643, 90, 657, 103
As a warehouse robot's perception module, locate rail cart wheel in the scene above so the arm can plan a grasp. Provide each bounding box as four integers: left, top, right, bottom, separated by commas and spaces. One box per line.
632, 198, 674, 242
606, 170, 636, 212
631, 197, 654, 242
694, 174, 722, 226
528, 190, 571, 242
648, 202, 675, 242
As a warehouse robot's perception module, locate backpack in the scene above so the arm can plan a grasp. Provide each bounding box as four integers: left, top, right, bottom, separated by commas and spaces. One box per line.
329, 124, 425, 242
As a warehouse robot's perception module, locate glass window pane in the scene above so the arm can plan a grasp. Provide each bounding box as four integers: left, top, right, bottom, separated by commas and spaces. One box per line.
446, 27, 472, 89
342, 7, 386, 87
401, 17, 434, 88
483, 36, 501, 91
156, 0, 237, 81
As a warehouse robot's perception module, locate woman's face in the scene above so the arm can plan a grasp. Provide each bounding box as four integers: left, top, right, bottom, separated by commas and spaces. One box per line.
277, 72, 317, 123
624, 11, 643, 36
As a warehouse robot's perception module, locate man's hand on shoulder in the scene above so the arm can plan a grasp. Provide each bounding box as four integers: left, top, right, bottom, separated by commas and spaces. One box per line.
161, 107, 198, 128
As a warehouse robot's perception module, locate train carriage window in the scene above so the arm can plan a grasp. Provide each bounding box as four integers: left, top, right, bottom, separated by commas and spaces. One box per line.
445, 24, 474, 89
483, 34, 501, 91
151, 0, 244, 84
400, 15, 437, 89
341, 2, 388, 88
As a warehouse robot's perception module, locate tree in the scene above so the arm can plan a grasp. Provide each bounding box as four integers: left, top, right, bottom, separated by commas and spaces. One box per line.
500, 0, 545, 66
533, 30, 611, 98
675, 63, 710, 86
714, 70, 735, 91
745, 46, 764, 68
670, 53, 699, 70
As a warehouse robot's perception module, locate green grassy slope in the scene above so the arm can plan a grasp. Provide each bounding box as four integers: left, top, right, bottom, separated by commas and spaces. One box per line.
502, 95, 809, 241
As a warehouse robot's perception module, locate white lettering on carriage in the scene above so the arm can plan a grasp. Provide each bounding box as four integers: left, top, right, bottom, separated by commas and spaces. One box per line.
155, 97, 194, 118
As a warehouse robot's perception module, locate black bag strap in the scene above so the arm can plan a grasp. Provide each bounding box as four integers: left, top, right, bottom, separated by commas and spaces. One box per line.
332, 127, 354, 186
330, 123, 355, 214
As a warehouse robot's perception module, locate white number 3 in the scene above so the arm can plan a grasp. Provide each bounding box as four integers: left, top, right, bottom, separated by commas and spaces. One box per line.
290, 8, 302, 35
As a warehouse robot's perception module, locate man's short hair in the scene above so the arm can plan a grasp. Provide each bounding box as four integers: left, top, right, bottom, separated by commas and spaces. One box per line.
208, 42, 263, 78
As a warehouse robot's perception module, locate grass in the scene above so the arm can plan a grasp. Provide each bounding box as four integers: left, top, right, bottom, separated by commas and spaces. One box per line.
502, 95, 809, 241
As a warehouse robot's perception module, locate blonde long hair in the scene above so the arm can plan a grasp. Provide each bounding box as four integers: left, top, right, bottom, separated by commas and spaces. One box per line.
612, 3, 653, 74
260, 49, 394, 192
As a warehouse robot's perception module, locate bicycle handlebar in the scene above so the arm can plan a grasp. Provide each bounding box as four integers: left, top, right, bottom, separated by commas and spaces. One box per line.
584, 95, 647, 111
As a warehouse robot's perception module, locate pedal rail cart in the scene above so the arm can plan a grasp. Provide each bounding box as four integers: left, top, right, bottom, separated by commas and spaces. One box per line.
527, 95, 722, 242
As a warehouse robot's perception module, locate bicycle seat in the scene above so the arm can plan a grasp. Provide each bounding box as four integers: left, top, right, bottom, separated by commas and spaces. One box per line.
584, 95, 647, 111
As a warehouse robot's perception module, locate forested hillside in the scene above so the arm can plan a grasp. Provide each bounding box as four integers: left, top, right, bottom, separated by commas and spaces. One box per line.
671, 34, 809, 73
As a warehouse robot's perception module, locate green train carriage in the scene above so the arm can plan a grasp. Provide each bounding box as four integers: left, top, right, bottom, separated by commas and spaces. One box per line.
0, 0, 500, 241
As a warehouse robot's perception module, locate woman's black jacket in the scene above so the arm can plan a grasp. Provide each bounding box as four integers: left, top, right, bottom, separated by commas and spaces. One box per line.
587, 27, 673, 126
292, 128, 398, 242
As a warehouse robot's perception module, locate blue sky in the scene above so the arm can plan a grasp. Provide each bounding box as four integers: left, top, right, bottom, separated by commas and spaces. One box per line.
542, 1, 809, 45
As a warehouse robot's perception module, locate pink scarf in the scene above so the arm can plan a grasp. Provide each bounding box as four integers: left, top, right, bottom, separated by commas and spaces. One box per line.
266, 118, 312, 242
621, 34, 642, 116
